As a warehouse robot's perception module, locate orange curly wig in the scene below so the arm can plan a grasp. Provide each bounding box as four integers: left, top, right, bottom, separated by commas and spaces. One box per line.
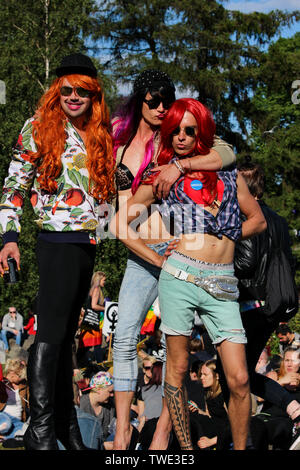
28, 74, 115, 203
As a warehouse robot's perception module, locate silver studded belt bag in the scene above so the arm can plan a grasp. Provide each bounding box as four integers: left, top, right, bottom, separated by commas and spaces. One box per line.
162, 261, 239, 301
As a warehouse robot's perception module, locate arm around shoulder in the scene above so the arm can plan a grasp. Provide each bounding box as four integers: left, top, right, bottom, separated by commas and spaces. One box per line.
180, 136, 236, 173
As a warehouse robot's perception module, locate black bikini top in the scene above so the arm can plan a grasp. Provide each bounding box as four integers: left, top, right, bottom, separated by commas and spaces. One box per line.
115, 162, 135, 191
114, 133, 136, 191
114, 130, 160, 191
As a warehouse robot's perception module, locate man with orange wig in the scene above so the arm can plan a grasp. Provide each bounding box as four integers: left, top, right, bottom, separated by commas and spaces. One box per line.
0, 53, 115, 450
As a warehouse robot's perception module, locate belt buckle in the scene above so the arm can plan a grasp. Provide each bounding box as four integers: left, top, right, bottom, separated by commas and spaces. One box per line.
174, 269, 188, 281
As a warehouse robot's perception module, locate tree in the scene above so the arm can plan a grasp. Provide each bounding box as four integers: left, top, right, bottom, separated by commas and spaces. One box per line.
246, 34, 300, 228
242, 33, 300, 287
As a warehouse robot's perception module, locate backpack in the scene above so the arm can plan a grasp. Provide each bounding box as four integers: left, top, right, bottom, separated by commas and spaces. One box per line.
264, 217, 298, 323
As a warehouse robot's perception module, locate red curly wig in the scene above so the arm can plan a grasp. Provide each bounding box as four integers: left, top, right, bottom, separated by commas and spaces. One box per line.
28, 74, 115, 203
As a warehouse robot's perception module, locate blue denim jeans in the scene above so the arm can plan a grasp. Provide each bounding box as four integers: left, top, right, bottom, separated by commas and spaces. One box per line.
113, 243, 170, 392
1, 330, 22, 350
0, 411, 24, 439
58, 407, 103, 450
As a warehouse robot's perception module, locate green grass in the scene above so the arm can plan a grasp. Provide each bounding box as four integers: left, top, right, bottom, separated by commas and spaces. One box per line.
0, 443, 25, 450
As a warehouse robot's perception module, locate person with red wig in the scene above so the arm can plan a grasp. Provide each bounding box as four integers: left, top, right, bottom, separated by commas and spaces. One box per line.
111, 97, 267, 450
0, 53, 115, 450
112, 69, 237, 450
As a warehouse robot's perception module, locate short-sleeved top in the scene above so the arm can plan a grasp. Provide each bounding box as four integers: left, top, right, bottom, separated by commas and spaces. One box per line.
141, 384, 163, 420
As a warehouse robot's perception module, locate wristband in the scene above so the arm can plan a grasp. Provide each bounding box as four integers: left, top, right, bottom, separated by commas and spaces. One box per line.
173, 159, 185, 175
2, 231, 19, 245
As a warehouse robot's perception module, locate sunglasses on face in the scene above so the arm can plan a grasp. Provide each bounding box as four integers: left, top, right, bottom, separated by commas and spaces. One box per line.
172, 126, 197, 137
144, 96, 173, 110
143, 366, 152, 370
60, 86, 92, 98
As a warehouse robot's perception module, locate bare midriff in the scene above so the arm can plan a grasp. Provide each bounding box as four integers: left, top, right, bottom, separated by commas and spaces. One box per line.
177, 233, 235, 264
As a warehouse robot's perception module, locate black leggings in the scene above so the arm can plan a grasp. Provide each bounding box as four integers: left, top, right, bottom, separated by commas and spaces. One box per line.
35, 239, 96, 345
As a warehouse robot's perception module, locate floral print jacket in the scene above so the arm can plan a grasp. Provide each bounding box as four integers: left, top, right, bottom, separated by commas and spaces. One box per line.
0, 118, 107, 245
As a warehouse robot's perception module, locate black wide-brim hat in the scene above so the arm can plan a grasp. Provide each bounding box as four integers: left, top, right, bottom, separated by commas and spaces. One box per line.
56, 53, 97, 78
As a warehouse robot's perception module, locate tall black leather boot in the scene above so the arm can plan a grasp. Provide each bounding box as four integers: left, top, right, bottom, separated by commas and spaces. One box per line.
54, 341, 88, 450
23, 342, 60, 450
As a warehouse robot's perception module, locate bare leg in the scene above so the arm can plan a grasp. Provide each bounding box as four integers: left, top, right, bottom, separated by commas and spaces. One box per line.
164, 335, 193, 451
113, 390, 135, 450
149, 398, 173, 450
217, 340, 251, 450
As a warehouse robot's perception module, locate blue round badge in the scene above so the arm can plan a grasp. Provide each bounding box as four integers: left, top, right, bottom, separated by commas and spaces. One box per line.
190, 179, 203, 190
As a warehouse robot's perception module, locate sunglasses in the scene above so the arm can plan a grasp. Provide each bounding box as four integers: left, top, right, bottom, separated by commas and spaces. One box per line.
9, 310, 16, 313
144, 96, 173, 110
60, 86, 92, 98
171, 126, 197, 137
143, 366, 152, 370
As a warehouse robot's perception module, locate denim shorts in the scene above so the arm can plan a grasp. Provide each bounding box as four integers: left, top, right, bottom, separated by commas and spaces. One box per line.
158, 252, 247, 345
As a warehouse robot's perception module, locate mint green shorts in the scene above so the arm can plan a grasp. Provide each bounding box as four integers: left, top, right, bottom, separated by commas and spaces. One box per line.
158, 253, 247, 345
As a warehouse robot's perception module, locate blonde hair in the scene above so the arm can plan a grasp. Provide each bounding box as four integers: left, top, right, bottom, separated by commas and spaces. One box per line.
90, 271, 106, 287
89, 271, 106, 304
143, 355, 157, 366
199, 359, 222, 400
4, 359, 27, 381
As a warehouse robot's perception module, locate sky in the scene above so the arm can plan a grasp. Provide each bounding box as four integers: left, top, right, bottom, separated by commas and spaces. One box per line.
225, 0, 300, 37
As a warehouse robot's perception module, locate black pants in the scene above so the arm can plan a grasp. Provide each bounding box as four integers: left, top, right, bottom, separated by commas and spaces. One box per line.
251, 415, 293, 450
190, 412, 231, 449
217, 307, 293, 410
35, 239, 96, 345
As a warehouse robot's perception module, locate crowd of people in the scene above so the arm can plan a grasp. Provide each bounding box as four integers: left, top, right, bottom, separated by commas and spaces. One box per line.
0, 318, 299, 451
0, 52, 299, 452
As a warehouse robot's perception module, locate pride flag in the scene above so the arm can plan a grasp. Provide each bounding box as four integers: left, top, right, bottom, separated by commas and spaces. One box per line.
140, 298, 160, 335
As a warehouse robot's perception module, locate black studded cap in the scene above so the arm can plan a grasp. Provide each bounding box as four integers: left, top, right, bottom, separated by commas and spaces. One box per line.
133, 69, 175, 93
56, 53, 97, 78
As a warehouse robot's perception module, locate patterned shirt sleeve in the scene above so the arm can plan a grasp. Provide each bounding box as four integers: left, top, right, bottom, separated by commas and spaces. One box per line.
0, 118, 37, 243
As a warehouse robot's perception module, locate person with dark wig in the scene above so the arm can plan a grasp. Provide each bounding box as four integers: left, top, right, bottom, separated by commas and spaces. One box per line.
111, 97, 267, 450
0, 53, 115, 450
112, 69, 237, 450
